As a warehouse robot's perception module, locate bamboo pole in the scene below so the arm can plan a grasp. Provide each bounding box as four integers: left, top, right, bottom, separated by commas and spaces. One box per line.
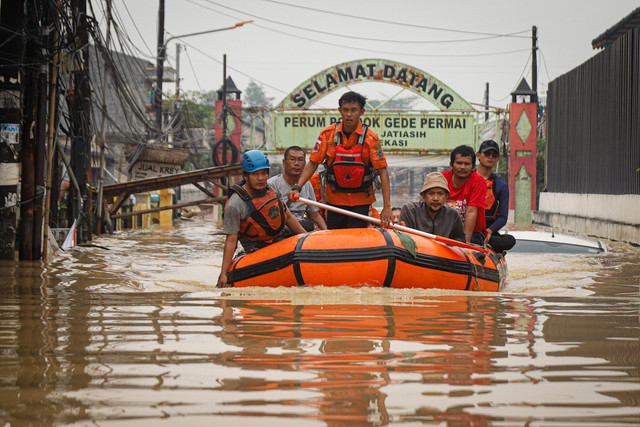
294, 196, 488, 253
96, 0, 112, 235
42, 3, 60, 259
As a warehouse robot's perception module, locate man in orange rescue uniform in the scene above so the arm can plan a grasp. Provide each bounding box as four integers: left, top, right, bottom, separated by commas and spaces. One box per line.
218, 150, 306, 288
288, 91, 392, 228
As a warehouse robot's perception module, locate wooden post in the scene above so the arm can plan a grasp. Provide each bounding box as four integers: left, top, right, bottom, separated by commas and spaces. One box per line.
18, 47, 36, 260
155, 0, 165, 136
33, 54, 48, 258
69, 0, 92, 243
19, 1, 48, 260
42, 1, 60, 259
96, 0, 112, 235
531, 26, 538, 104
159, 189, 172, 226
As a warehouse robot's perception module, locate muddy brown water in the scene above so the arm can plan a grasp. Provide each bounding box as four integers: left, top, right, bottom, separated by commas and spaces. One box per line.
1, 219, 639, 425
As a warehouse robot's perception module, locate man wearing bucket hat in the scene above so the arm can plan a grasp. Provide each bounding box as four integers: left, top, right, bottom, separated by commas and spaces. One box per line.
399, 172, 465, 241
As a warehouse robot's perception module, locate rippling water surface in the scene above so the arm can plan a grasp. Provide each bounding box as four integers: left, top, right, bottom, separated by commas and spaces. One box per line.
1, 219, 639, 425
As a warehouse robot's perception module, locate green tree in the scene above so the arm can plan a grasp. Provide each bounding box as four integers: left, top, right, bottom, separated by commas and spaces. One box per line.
244, 81, 274, 108
179, 90, 216, 129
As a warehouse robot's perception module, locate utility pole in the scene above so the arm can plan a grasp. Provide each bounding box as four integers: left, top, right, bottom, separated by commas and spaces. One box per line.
175, 43, 181, 99
156, 19, 252, 141
42, 1, 61, 259
221, 54, 228, 165
18, 0, 40, 260
69, 0, 92, 244
155, 0, 165, 138
532, 26, 538, 105
33, 38, 48, 258
96, 0, 112, 235
0, 0, 25, 260
484, 82, 489, 122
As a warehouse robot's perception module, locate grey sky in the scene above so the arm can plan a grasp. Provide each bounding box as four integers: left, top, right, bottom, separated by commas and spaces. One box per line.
97, 0, 639, 109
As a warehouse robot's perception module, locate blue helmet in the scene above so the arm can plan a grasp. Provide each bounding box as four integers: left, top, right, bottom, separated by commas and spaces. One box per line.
241, 150, 270, 173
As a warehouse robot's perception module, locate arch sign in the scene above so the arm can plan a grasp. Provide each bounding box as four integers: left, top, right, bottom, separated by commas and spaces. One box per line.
272, 59, 477, 153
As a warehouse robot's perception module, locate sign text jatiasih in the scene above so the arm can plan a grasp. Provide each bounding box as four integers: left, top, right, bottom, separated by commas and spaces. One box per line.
274, 112, 475, 151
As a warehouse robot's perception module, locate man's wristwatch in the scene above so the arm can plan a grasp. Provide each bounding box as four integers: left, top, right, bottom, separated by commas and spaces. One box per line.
291, 184, 302, 192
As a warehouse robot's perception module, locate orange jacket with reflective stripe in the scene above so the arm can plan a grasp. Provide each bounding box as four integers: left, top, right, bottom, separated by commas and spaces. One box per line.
309, 121, 387, 206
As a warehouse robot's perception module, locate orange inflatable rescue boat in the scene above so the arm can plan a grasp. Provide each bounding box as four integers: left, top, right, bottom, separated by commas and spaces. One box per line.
227, 227, 507, 291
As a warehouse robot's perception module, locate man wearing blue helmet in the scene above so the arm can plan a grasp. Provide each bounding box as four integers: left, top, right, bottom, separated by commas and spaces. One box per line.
218, 150, 306, 287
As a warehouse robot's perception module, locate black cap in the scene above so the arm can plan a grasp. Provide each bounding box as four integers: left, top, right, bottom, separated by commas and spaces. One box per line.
479, 140, 500, 153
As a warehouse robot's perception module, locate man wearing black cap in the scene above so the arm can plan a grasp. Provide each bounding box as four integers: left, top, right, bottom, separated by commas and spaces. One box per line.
476, 140, 516, 252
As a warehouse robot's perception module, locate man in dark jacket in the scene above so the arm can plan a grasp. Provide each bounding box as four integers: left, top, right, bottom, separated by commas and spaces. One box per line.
399, 172, 465, 241
476, 140, 516, 252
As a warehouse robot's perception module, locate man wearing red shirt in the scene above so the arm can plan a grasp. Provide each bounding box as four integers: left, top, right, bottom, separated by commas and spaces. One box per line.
288, 91, 392, 228
442, 145, 486, 245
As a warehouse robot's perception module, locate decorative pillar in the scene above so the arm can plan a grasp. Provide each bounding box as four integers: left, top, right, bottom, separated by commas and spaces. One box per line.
213, 75, 243, 166
213, 75, 243, 223
508, 79, 537, 226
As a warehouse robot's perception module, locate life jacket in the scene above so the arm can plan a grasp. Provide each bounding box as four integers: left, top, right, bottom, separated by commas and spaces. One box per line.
325, 122, 376, 193
309, 173, 326, 217
484, 173, 499, 221
309, 173, 323, 202
226, 182, 286, 242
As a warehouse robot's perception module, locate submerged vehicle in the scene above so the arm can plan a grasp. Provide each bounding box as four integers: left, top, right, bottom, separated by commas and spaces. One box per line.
505, 230, 607, 254
227, 228, 507, 291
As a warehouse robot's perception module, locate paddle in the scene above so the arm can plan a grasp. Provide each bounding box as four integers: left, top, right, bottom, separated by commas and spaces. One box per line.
292, 195, 488, 253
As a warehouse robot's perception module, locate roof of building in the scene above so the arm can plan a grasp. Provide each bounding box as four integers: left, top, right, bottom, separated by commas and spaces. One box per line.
217, 76, 241, 95
592, 6, 640, 49
511, 78, 535, 97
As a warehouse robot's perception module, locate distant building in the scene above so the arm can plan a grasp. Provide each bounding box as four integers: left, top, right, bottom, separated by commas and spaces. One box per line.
57, 45, 174, 184
536, 7, 640, 244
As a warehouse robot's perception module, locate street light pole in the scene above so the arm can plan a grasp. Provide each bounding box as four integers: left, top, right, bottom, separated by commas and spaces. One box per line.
154, 19, 252, 139
155, 0, 165, 137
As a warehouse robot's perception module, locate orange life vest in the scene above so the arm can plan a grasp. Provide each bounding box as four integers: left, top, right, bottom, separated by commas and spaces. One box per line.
309, 173, 325, 217
326, 122, 376, 193
226, 182, 286, 242
309, 173, 323, 202
484, 174, 499, 221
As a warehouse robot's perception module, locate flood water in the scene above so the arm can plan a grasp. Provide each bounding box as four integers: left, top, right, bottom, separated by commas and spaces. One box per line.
1, 219, 639, 425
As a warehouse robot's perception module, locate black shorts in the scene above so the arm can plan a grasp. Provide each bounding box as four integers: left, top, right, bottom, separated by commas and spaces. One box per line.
326, 204, 370, 229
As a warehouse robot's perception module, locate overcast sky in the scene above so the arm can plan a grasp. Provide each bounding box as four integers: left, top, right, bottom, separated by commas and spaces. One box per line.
95, 0, 638, 109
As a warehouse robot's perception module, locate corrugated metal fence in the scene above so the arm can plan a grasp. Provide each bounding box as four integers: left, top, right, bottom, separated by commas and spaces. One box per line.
547, 25, 639, 195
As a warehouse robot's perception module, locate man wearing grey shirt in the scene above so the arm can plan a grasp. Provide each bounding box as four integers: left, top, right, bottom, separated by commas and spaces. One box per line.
268, 146, 327, 233
400, 172, 465, 242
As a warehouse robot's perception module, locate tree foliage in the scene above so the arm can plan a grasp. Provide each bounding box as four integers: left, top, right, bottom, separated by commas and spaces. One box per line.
244, 81, 274, 108
178, 90, 216, 129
